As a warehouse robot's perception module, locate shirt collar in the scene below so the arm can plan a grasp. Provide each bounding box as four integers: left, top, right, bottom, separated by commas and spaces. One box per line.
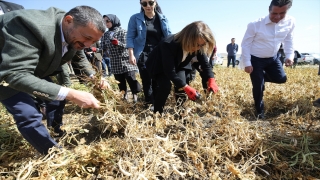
265, 15, 273, 25
265, 14, 290, 25
60, 22, 68, 47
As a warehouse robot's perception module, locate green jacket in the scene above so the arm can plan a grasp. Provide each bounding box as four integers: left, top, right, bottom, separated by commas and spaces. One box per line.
0, 7, 94, 101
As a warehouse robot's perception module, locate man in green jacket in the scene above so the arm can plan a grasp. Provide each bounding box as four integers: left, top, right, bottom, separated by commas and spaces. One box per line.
0, 6, 108, 154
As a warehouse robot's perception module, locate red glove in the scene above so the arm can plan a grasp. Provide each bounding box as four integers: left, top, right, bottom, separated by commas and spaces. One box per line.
111, 39, 119, 45
91, 47, 97, 52
184, 85, 199, 101
207, 78, 219, 93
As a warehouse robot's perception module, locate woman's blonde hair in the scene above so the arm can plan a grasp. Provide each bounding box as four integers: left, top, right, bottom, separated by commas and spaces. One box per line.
174, 21, 215, 56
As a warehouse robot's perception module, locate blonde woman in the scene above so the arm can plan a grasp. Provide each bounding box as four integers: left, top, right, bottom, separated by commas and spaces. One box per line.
146, 21, 219, 113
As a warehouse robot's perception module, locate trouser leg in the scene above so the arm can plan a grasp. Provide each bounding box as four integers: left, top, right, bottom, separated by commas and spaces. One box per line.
42, 76, 66, 131
100, 60, 107, 77
125, 71, 141, 94
153, 74, 171, 114
45, 99, 66, 131
250, 57, 266, 114
190, 66, 197, 82
114, 74, 127, 93
138, 65, 153, 104
104, 57, 112, 75
231, 56, 236, 67
1, 92, 57, 154
264, 54, 287, 84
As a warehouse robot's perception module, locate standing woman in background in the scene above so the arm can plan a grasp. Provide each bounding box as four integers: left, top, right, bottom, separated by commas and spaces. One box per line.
101, 14, 141, 102
126, 0, 171, 108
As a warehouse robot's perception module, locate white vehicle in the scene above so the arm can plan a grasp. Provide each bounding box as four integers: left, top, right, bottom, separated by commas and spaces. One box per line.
296, 51, 313, 64
310, 53, 320, 65
211, 53, 223, 65
300, 52, 319, 65
235, 56, 241, 65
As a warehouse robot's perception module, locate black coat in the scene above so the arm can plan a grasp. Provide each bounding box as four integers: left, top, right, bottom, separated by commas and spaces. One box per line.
146, 35, 214, 89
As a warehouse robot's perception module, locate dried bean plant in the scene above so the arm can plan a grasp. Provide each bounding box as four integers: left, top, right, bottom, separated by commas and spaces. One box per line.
0, 65, 319, 180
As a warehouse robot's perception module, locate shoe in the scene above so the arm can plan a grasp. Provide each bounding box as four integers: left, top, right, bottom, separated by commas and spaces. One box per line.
313, 98, 320, 108
133, 94, 138, 103
150, 105, 154, 111
143, 103, 154, 111
54, 127, 66, 137
257, 111, 265, 119
123, 93, 128, 101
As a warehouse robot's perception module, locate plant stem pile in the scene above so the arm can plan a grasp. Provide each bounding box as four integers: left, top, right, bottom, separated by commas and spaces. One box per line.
0, 66, 319, 179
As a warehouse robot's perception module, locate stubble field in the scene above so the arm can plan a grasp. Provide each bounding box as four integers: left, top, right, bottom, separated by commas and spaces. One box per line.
0, 64, 319, 180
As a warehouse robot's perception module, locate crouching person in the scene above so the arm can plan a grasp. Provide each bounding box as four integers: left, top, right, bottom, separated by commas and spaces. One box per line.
146, 21, 219, 114
0, 6, 109, 154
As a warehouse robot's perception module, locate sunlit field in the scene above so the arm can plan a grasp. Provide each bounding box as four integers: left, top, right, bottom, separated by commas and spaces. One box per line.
0, 65, 319, 179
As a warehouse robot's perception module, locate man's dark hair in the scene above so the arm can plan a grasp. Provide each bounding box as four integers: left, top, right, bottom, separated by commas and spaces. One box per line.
65, 6, 106, 33
269, 0, 292, 11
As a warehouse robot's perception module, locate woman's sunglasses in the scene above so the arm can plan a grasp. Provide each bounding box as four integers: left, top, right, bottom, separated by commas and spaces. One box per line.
106, 20, 111, 23
140, 1, 155, 7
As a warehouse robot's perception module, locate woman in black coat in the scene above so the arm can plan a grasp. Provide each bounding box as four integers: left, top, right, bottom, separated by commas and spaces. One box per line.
146, 21, 219, 114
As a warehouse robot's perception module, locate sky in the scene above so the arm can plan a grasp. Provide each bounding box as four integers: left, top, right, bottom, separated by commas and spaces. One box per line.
13, 0, 320, 54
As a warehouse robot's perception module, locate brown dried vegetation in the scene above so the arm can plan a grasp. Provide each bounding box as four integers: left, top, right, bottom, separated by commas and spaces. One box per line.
0, 66, 319, 180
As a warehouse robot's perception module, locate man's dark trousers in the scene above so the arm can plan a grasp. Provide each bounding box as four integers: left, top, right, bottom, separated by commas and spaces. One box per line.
1, 77, 65, 154
227, 56, 236, 67
249, 54, 287, 114
1, 92, 57, 154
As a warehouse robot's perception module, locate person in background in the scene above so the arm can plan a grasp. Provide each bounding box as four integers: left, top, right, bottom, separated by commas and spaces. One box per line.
146, 21, 219, 114
100, 15, 112, 77
226, 38, 238, 68
101, 14, 141, 102
313, 63, 320, 107
0, 6, 109, 154
102, 48, 112, 76
126, 0, 171, 108
209, 45, 218, 67
91, 42, 106, 77
71, 50, 92, 84
292, 50, 300, 68
240, 0, 295, 119
278, 44, 285, 66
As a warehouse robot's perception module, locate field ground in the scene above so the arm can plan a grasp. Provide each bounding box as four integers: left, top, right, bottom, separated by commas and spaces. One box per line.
0, 65, 319, 179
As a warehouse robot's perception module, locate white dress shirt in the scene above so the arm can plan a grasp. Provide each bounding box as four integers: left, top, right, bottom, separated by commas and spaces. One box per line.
0, 6, 4, 15
240, 15, 295, 69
